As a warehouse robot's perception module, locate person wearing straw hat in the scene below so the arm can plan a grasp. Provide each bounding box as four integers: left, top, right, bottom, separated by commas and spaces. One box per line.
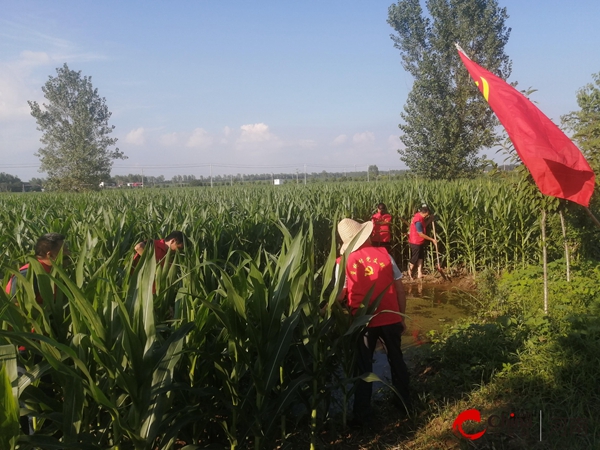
336, 218, 411, 427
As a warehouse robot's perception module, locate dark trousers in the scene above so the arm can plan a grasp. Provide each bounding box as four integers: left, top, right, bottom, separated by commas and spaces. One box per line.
353, 322, 411, 419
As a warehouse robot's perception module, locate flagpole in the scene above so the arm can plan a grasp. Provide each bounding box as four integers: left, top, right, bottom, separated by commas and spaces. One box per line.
541, 210, 548, 315
454, 42, 470, 59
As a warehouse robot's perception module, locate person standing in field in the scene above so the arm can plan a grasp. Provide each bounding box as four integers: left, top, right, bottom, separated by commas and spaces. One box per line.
336, 218, 411, 427
371, 203, 393, 250
132, 231, 188, 300
5, 233, 70, 302
4, 233, 69, 434
408, 204, 436, 280
132, 230, 187, 268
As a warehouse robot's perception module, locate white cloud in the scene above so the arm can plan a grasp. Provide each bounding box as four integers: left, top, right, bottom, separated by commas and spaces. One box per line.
160, 132, 179, 146
0, 71, 31, 119
186, 127, 213, 148
237, 123, 277, 144
332, 134, 347, 146
0, 51, 52, 120
0, 45, 106, 121
125, 127, 145, 145
352, 131, 375, 145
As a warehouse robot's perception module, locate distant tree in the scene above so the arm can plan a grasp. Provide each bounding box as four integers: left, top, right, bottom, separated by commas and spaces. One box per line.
388, 0, 512, 179
561, 72, 600, 173
28, 177, 46, 191
368, 165, 380, 178
0, 173, 22, 192
29, 63, 126, 191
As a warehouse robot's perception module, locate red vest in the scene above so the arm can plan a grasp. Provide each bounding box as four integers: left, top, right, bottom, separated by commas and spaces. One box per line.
408, 212, 426, 245
371, 212, 392, 243
131, 239, 170, 294
5, 260, 53, 351
132, 239, 170, 267
345, 246, 402, 327
5, 261, 52, 304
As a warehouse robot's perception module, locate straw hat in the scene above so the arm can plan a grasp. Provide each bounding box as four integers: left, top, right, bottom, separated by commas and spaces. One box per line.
337, 218, 374, 254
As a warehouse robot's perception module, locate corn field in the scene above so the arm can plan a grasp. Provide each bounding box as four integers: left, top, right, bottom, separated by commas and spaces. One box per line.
0, 179, 597, 449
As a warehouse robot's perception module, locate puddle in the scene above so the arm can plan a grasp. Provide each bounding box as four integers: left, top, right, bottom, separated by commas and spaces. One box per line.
371, 281, 475, 399
402, 282, 475, 349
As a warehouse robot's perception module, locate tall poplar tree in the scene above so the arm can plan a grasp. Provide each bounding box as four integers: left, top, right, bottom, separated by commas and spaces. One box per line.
29, 64, 126, 191
388, 0, 512, 179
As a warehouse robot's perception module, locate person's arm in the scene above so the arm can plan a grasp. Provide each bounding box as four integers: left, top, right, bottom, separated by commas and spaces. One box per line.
390, 256, 407, 332
395, 279, 407, 334
377, 215, 392, 225
417, 231, 436, 244
395, 279, 406, 316
134, 241, 147, 256
415, 222, 437, 244
334, 262, 348, 301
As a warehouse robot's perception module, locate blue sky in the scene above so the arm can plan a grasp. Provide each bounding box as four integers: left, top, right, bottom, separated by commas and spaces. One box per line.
1, 0, 599, 181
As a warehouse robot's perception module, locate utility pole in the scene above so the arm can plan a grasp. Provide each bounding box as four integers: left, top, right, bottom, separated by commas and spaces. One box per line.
304, 164, 307, 185
210, 164, 213, 188
141, 168, 144, 188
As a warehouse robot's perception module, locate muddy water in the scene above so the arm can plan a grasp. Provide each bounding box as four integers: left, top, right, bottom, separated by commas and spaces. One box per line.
402, 281, 475, 350
371, 281, 475, 396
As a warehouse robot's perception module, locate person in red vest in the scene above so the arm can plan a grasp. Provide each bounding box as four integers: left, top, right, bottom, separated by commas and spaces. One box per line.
5, 233, 69, 302
132, 231, 188, 297
408, 205, 436, 280
336, 218, 411, 427
5, 233, 69, 434
132, 230, 187, 268
371, 203, 392, 250
5, 233, 69, 380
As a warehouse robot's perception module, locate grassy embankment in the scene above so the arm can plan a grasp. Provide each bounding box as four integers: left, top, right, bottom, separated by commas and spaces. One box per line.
328, 261, 600, 450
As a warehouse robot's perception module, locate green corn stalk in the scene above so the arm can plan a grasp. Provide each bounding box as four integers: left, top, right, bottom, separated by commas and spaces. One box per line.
0, 345, 19, 450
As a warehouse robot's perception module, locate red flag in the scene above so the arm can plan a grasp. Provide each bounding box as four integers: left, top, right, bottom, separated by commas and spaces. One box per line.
457, 48, 595, 207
